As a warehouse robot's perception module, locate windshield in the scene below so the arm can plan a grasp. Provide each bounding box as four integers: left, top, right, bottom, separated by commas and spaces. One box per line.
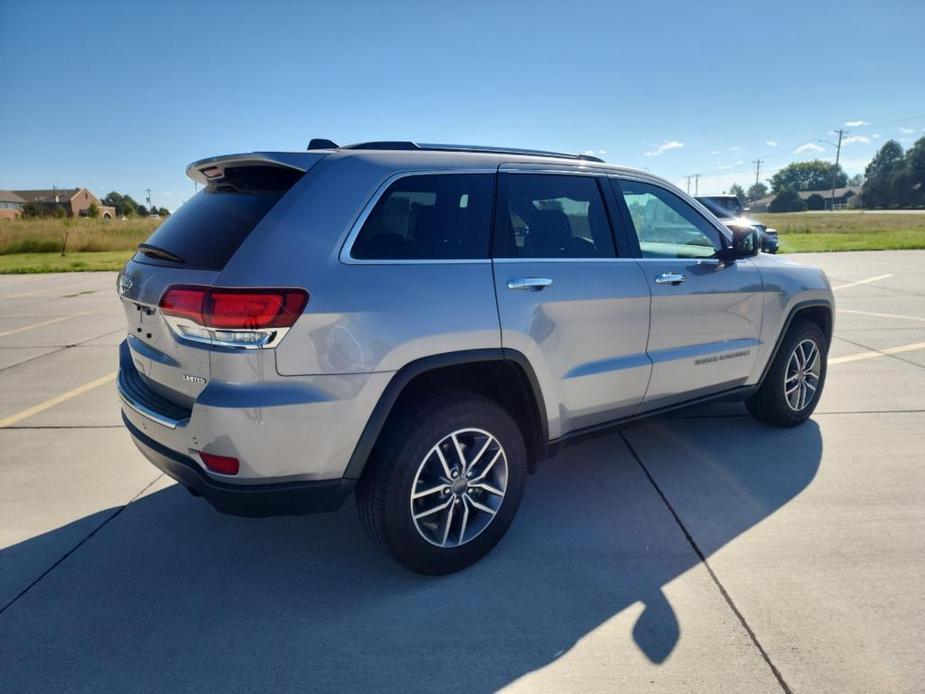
697, 196, 743, 218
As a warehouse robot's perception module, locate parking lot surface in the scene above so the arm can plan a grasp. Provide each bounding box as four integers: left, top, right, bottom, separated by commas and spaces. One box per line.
1, 251, 923, 693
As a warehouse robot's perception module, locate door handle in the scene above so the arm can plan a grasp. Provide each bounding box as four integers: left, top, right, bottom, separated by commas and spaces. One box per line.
507, 277, 553, 291
655, 272, 687, 286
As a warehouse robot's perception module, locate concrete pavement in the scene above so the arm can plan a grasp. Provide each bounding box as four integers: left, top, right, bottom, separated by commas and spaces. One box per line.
1, 252, 923, 692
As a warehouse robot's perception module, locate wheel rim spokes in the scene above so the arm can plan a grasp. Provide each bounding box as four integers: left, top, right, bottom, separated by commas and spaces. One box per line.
410, 428, 508, 548
784, 338, 822, 412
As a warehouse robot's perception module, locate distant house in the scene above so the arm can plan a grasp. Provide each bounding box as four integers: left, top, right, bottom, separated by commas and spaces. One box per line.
0, 190, 26, 220
750, 186, 862, 212
11, 188, 116, 218
798, 186, 862, 209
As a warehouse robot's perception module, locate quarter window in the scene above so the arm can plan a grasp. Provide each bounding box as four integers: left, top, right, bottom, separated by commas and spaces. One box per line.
495, 174, 615, 258
351, 174, 494, 260
617, 180, 721, 259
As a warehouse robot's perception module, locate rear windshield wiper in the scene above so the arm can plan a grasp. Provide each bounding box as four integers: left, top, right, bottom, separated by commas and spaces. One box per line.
138, 244, 185, 264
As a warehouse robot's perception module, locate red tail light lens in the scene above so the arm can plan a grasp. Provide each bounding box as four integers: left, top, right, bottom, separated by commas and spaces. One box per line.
198, 451, 240, 475
159, 286, 308, 329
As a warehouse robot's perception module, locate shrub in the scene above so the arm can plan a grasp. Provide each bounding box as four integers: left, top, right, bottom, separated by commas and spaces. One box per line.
769, 190, 807, 213
806, 194, 826, 211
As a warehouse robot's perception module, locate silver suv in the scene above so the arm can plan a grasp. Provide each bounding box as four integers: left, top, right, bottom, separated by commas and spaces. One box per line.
117, 141, 833, 574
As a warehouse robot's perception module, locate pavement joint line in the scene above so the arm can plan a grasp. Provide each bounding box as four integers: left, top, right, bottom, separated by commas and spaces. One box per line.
0, 424, 124, 430
0, 473, 165, 618
0, 311, 95, 338
837, 308, 925, 323
619, 431, 793, 694
0, 280, 98, 300
0, 371, 118, 428
830, 273, 893, 290
0, 328, 124, 374
830, 335, 925, 368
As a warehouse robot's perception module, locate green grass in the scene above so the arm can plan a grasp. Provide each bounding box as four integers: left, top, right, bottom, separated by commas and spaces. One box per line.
0, 216, 160, 273
755, 211, 925, 252
0, 251, 134, 274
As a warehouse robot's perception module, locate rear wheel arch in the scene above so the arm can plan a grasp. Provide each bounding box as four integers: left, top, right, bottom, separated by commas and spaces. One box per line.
343, 349, 548, 480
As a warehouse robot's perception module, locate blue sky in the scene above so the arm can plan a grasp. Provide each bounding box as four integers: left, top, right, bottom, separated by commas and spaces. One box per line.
2, 0, 923, 210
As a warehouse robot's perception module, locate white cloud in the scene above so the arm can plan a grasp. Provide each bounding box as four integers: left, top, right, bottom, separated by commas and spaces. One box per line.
873, 133, 882, 139
765, 140, 778, 147
794, 142, 824, 154
842, 135, 870, 145
900, 127, 915, 134
709, 150, 720, 155
598, 149, 607, 155
729, 145, 740, 151
644, 140, 684, 157
844, 120, 868, 127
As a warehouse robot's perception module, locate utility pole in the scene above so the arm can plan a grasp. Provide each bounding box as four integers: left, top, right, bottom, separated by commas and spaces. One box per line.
685, 175, 692, 194
829, 129, 844, 212
145, 188, 153, 213
752, 159, 764, 186
694, 174, 700, 196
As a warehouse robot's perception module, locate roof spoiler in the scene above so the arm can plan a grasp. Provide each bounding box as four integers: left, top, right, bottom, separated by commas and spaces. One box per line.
185, 152, 323, 184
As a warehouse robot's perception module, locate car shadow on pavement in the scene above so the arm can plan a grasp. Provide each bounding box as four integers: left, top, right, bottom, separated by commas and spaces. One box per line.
0, 411, 822, 693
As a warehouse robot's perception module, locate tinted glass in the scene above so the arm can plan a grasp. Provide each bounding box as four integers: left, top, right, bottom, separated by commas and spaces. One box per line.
619, 180, 720, 259
697, 195, 743, 217
495, 174, 615, 258
351, 174, 494, 260
135, 165, 303, 270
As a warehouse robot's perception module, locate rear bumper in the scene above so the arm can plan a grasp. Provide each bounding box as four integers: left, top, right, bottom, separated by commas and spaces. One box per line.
123, 414, 355, 516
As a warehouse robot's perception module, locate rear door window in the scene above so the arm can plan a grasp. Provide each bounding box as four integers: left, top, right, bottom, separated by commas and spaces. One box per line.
134, 165, 304, 270
494, 174, 616, 258
350, 173, 494, 260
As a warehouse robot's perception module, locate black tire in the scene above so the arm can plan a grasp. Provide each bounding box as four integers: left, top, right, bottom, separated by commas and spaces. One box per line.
746, 320, 827, 427
356, 389, 527, 574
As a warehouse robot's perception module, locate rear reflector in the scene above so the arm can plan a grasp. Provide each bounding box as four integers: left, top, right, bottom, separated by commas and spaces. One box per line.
199, 452, 240, 475
159, 286, 308, 329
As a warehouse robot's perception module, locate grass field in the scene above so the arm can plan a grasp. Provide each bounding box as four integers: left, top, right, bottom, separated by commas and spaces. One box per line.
0, 212, 923, 272
0, 217, 160, 273
756, 211, 925, 252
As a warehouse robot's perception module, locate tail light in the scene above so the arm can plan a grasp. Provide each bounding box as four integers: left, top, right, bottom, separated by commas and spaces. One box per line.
159, 286, 308, 348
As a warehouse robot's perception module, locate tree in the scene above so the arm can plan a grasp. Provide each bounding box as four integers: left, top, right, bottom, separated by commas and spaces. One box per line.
847, 173, 864, 186
806, 194, 826, 211
102, 191, 146, 217
770, 160, 847, 194
87, 202, 100, 218
908, 137, 925, 203
728, 183, 746, 201
769, 190, 807, 213
157, 207, 170, 217
747, 182, 768, 202
863, 140, 905, 208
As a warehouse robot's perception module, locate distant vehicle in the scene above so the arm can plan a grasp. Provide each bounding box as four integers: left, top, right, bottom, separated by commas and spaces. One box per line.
696, 195, 779, 254
116, 141, 832, 573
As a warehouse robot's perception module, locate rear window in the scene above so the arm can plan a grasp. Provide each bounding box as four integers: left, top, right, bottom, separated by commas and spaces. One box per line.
134, 165, 303, 270
350, 173, 494, 260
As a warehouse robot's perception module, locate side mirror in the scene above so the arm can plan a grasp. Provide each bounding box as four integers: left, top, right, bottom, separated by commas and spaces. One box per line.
718, 226, 760, 262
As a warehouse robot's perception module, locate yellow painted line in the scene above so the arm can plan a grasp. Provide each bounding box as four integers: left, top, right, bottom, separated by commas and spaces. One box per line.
831, 273, 893, 291
1, 280, 96, 300
0, 371, 117, 428
829, 341, 925, 365
0, 311, 93, 338
838, 308, 925, 324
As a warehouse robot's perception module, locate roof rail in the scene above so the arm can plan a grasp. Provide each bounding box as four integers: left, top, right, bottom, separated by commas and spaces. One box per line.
340, 141, 605, 163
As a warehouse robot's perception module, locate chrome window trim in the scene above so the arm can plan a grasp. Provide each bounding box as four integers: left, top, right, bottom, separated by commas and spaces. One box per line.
492, 257, 638, 264
340, 168, 497, 265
